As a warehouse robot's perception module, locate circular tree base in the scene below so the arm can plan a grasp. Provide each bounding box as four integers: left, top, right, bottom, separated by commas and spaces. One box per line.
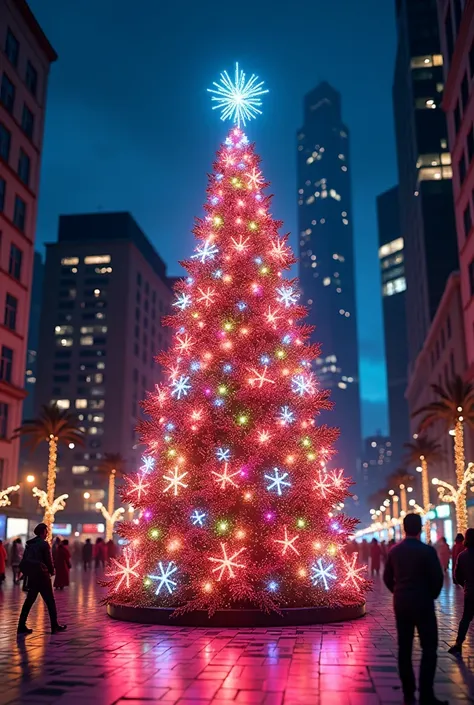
107, 601, 365, 627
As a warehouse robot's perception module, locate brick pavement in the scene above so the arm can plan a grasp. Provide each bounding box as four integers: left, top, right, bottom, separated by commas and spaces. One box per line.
0, 567, 473, 704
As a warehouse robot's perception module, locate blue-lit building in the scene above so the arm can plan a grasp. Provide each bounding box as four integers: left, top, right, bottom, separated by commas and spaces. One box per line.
297, 81, 361, 480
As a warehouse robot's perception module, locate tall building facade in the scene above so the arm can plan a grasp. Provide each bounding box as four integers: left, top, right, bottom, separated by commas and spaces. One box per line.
437, 0, 474, 375
0, 0, 56, 487
297, 82, 361, 478
23, 250, 43, 419
393, 0, 458, 371
35, 212, 174, 523
377, 186, 409, 465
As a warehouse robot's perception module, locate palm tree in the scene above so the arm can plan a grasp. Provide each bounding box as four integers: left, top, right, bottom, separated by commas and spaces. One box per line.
14, 404, 84, 536
386, 468, 415, 514
96, 453, 125, 540
412, 376, 474, 533
404, 437, 443, 541
367, 488, 391, 517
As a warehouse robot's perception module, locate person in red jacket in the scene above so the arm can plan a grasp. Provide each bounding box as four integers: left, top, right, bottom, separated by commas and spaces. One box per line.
54, 540, 71, 590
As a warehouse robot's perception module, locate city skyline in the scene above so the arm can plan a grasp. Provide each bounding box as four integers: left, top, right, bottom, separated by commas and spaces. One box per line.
27, 0, 399, 437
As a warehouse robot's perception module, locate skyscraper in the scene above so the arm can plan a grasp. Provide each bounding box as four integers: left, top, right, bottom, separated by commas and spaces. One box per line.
377, 186, 409, 465
393, 0, 458, 370
297, 82, 361, 478
0, 1, 57, 487
34, 212, 174, 524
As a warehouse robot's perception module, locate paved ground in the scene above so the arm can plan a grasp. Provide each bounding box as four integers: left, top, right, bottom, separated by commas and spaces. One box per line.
0, 567, 473, 705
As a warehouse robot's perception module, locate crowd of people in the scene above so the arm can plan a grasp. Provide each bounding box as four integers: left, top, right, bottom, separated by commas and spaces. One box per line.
0, 534, 119, 590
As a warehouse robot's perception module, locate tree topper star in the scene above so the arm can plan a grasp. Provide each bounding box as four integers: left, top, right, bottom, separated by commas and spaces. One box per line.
208, 62, 268, 127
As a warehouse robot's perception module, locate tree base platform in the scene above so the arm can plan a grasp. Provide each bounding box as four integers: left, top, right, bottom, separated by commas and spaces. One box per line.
107, 601, 366, 627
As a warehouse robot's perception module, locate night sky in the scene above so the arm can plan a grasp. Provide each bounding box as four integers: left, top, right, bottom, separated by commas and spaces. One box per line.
29, 0, 398, 438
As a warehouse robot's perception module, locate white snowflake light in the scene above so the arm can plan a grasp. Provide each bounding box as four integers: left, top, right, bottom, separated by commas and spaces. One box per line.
126, 474, 150, 501
148, 561, 178, 595
216, 447, 231, 462
171, 375, 192, 400
208, 62, 268, 127
191, 240, 219, 264
163, 467, 189, 495
173, 293, 192, 310
273, 526, 300, 556
291, 373, 316, 396
209, 543, 246, 580
245, 167, 264, 190
247, 366, 275, 388
276, 284, 299, 308
191, 509, 207, 527
108, 548, 141, 592
212, 463, 240, 489
265, 467, 291, 496
311, 558, 336, 591
140, 455, 155, 473
278, 405, 295, 425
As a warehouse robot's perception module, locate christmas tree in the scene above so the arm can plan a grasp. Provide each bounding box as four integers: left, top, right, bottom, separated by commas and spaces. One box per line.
105, 65, 368, 621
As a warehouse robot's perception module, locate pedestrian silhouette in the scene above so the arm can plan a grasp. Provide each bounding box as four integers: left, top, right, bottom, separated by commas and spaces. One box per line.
448, 528, 474, 656
383, 513, 447, 705
435, 537, 451, 573
10, 538, 24, 585
82, 538, 93, 571
370, 537, 382, 576
451, 533, 464, 584
54, 540, 71, 590
0, 539, 6, 585
17, 523, 67, 635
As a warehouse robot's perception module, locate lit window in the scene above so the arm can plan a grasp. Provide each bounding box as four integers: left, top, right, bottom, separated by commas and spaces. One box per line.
418, 166, 452, 181
84, 255, 111, 265
95, 373, 103, 383
338, 382, 347, 389
57, 338, 73, 347
80, 336, 94, 346
97, 361, 105, 370
75, 399, 88, 409
95, 267, 112, 274
93, 289, 101, 297
80, 325, 107, 335
433, 54, 443, 66
306, 195, 315, 205
91, 413, 104, 423
306, 156, 314, 164
88, 426, 102, 435
61, 257, 79, 266
323, 277, 331, 286
378, 238, 404, 258
436, 83, 444, 93
382, 277, 407, 297
441, 138, 447, 149
55, 325, 73, 335
72, 465, 89, 475
441, 153, 451, 165
53, 399, 70, 410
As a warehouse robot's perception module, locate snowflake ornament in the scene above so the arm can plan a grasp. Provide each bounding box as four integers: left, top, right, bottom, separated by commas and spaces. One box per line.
148, 561, 178, 595
311, 558, 336, 591
265, 467, 291, 496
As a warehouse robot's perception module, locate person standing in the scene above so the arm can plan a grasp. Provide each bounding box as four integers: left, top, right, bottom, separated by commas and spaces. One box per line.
435, 537, 451, 573
94, 537, 106, 570
0, 539, 7, 585
370, 538, 382, 576
10, 538, 24, 585
82, 538, 93, 571
383, 513, 446, 705
54, 540, 71, 590
17, 523, 67, 635
448, 528, 474, 655
106, 539, 117, 564
451, 534, 464, 583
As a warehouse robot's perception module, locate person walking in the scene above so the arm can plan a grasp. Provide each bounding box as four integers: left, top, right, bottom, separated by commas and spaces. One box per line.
448, 528, 474, 655
106, 538, 117, 564
0, 539, 7, 585
360, 539, 370, 564
51, 536, 61, 562
383, 513, 446, 705
451, 534, 464, 583
370, 538, 382, 576
54, 540, 71, 590
10, 538, 24, 585
82, 538, 93, 571
17, 523, 67, 635
435, 537, 451, 573
94, 537, 106, 570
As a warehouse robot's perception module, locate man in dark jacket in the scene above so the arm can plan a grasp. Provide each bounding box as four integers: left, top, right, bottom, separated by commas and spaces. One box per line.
17, 523, 67, 635
383, 513, 446, 705
448, 527, 474, 655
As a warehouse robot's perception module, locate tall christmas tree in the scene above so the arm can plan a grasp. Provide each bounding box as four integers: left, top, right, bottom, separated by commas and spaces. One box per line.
105, 65, 368, 623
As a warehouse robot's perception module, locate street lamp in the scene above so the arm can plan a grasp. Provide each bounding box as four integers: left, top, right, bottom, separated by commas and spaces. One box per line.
68, 442, 75, 449
26, 474, 35, 484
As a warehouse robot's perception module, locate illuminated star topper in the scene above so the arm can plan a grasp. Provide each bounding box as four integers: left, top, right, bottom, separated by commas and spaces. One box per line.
208, 62, 269, 127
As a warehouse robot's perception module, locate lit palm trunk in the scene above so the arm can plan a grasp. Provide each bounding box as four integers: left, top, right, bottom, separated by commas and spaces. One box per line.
421, 455, 430, 542
44, 435, 58, 539
454, 417, 468, 534
106, 470, 116, 541
399, 484, 407, 514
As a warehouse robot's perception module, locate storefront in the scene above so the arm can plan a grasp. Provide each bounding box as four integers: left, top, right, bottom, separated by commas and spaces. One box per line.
425, 504, 453, 545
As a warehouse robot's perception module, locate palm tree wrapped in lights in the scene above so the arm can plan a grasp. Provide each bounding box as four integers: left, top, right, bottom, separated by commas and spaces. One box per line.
432, 462, 474, 533
96, 453, 125, 541
13, 404, 84, 538
387, 469, 415, 515
404, 437, 443, 542
0, 484, 20, 508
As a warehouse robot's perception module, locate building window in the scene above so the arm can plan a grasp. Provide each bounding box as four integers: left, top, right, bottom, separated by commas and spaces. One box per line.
13, 196, 26, 231
470, 259, 474, 297
0, 74, 15, 113
21, 104, 34, 140
56, 337, 73, 347
4, 293, 17, 330
382, 277, 406, 297
54, 399, 70, 410
0, 345, 13, 383
5, 28, 19, 67
0, 403, 8, 438
378, 238, 404, 259
418, 166, 452, 181
0, 177, 5, 212
25, 61, 37, 97
72, 465, 89, 475
8, 244, 22, 280
80, 335, 94, 346
17, 149, 30, 187
84, 255, 111, 264
0, 123, 11, 164
464, 204, 472, 237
